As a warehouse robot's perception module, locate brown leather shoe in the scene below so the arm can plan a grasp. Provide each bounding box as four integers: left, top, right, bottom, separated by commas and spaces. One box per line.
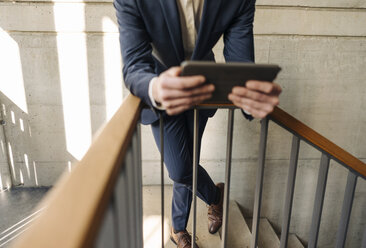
170, 227, 199, 248
208, 182, 224, 234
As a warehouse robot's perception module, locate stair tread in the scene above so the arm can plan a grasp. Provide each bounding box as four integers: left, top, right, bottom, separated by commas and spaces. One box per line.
220, 201, 252, 248
287, 234, 304, 248
142, 186, 221, 248
247, 218, 280, 248
143, 186, 303, 248
257, 218, 280, 248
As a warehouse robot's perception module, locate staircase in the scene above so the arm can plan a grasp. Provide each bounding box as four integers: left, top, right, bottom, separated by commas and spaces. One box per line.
143, 186, 304, 248
10, 97, 366, 248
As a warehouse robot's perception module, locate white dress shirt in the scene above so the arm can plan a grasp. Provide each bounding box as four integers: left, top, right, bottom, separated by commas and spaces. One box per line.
149, 0, 204, 109
148, 0, 251, 115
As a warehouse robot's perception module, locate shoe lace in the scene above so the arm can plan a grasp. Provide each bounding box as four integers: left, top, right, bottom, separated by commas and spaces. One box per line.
178, 231, 199, 246
207, 205, 222, 222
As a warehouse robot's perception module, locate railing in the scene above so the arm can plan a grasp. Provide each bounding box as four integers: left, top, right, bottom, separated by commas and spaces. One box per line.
10, 94, 366, 248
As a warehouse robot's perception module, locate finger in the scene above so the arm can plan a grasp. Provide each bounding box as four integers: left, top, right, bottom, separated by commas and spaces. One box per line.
165, 66, 182, 77
228, 96, 268, 119
228, 94, 275, 114
166, 105, 190, 116
160, 84, 215, 101
231, 87, 279, 105
161, 75, 206, 90
246, 81, 282, 95
165, 93, 212, 115
163, 93, 212, 110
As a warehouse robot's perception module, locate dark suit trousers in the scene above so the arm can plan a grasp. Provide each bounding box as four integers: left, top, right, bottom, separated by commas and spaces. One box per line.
151, 110, 220, 231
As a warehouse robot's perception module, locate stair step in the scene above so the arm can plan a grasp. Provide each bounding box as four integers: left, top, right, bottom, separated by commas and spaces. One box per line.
142, 185, 221, 248
247, 218, 280, 248
287, 234, 304, 248
219, 201, 251, 248
257, 219, 280, 248
143, 186, 303, 248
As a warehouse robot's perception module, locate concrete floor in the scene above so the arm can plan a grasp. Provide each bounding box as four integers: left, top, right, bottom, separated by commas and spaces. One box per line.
0, 187, 49, 247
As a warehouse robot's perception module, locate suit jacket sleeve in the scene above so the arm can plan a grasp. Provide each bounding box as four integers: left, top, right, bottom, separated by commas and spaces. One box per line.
114, 0, 157, 108
223, 0, 256, 120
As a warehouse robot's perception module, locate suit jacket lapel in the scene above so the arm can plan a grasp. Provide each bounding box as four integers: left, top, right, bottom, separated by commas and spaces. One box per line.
159, 0, 185, 63
192, 0, 223, 60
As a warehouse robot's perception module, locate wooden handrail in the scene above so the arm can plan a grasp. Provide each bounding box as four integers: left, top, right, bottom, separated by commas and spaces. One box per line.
12, 94, 142, 248
270, 107, 366, 177
11, 99, 365, 247
199, 103, 365, 177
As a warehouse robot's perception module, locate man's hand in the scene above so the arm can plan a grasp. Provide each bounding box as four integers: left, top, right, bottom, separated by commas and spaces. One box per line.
228, 80, 282, 119
152, 67, 215, 115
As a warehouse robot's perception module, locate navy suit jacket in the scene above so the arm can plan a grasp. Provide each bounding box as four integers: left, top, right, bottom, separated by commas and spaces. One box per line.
114, 0, 255, 124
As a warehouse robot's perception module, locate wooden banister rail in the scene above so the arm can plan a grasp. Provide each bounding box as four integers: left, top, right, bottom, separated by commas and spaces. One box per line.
269, 107, 366, 178
12, 94, 142, 248
199, 103, 365, 177
10, 98, 364, 248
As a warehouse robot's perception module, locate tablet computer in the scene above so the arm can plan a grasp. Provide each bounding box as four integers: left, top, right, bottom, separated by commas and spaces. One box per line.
180, 61, 281, 104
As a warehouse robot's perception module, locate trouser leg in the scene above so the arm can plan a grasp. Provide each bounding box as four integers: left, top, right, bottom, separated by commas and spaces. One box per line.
151, 110, 219, 231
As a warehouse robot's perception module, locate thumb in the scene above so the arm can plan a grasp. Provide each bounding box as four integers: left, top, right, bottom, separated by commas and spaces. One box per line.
166, 66, 182, 77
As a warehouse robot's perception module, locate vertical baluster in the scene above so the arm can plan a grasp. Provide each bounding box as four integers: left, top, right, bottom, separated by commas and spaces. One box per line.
251, 117, 269, 248
362, 228, 366, 248
308, 153, 330, 248
115, 144, 133, 248
96, 197, 118, 248
280, 135, 300, 248
221, 109, 235, 248
159, 114, 165, 248
126, 133, 138, 248
335, 171, 358, 248
192, 108, 199, 247
133, 124, 144, 248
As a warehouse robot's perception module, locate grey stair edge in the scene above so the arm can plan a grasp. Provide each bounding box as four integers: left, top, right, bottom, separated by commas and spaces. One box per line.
287, 234, 304, 248
246, 217, 280, 248
219, 201, 252, 248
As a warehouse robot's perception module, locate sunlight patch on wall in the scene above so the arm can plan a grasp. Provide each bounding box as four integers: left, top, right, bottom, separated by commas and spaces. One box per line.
67, 161, 72, 172
54, 6, 92, 160
33, 162, 39, 186
103, 17, 123, 120
0, 29, 28, 113
24, 154, 30, 178
19, 118, 24, 132
10, 111, 15, 124
7, 142, 16, 181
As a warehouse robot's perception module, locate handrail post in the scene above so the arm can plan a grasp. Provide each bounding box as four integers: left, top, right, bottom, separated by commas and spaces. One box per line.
280, 135, 300, 248
134, 123, 143, 248
192, 108, 199, 247
335, 171, 358, 248
308, 153, 330, 248
159, 114, 165, 248
221, 109, 235, 248
251, 117, 269, 248
362, 227, 366, 248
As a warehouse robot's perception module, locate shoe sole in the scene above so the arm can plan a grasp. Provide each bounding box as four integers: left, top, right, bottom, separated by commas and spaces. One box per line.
170, 236, 178, 245
170, 235, 199, 247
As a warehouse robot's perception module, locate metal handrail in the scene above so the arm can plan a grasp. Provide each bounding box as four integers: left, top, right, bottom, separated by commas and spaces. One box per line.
191, 104, 365, 248
11, 94, 143, 248
269, 107, 366, 178
10, 98, 365, 248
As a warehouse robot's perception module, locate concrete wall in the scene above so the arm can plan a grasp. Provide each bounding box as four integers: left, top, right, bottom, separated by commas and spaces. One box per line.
0, 0, 365, 247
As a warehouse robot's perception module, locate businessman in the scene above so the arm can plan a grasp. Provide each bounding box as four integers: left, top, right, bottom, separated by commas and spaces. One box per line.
114, 0, 281, 247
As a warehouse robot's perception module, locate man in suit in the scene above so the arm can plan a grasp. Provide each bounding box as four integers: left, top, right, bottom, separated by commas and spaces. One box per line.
114, 0, 282, 247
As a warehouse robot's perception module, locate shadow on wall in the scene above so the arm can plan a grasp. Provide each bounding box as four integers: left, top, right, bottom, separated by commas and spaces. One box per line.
0, 3, 125, 188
